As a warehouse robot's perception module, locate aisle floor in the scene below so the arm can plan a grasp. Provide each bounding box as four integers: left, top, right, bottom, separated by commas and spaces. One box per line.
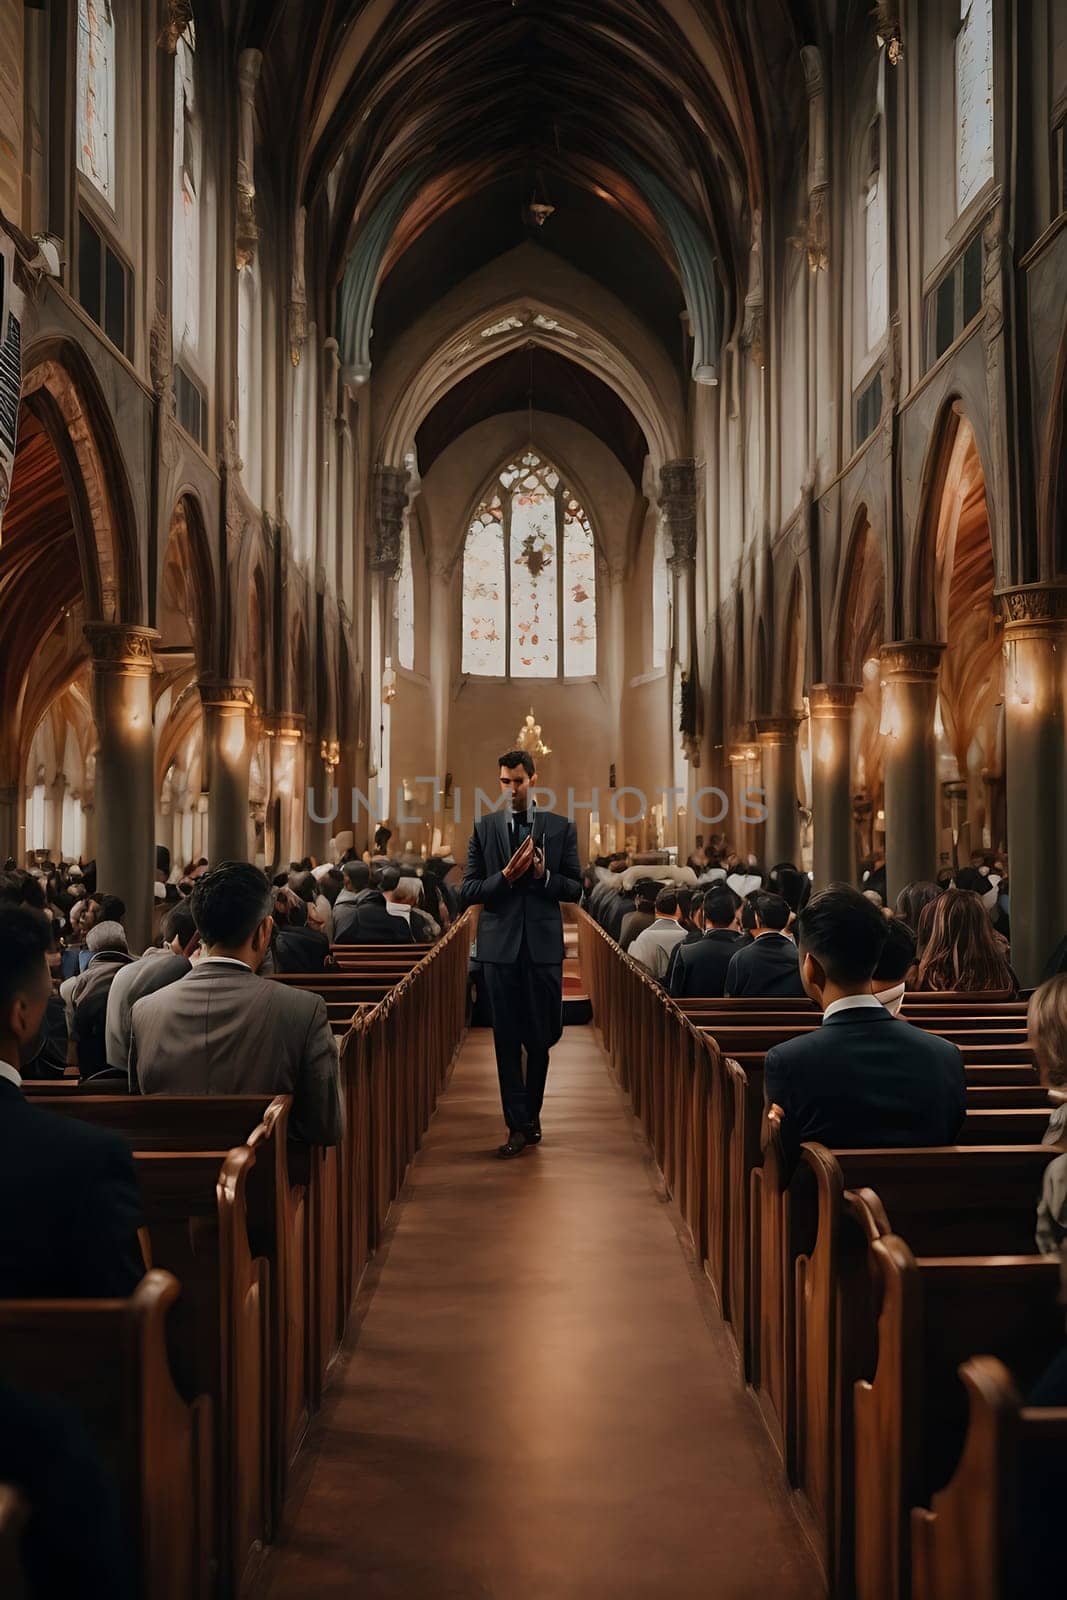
260, 1028, 820, 1599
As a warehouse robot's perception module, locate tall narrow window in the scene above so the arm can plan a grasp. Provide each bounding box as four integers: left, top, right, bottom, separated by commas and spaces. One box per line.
864, 119, 888, 349
172, 21, 201, 357
461, 452, 597, 680
956, 0, 993, 213
76, 0, 116, 203
396, 529, 415, 671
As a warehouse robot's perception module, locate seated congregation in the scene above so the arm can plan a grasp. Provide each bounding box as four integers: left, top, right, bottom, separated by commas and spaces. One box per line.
581, 852, 1067, 1600
0, 843, 467, 1598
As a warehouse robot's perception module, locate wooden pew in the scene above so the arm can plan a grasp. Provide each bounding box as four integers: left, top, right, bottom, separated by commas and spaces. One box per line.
853, 1239, 1062, 1600
0, 1485, 26, 1600
133, 1144, 270, 1597
28, 1096, 311, 1528
910, 1356, 1067, 1600
784, 1142, 1059, 1593
0, 1271, 213, 1600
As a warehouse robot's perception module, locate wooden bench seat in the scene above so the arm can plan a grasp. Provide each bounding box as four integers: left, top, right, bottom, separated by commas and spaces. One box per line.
910, 1355, 1067, 1600
133, 1143, 270, 1596
853, 1241, 1062, 1600
0, 1485, 26, 1600
29, 1095, 312, 1528
0, 1271, 213, 1600
782, 1142, 1059, 1592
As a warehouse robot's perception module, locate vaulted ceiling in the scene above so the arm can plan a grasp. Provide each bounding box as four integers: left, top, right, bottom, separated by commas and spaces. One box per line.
249, 0, 810, 468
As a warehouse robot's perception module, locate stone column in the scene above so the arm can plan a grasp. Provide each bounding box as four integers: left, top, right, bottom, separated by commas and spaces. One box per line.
728, 725, 760, 858
267, 715, 305, 871
809, 684, 859, 889
199, 679, 256, 864
428, 557, 453, 817
755, 715, 802, 868
46, 773, 66, 860
880, 641, 945, 905
85, 623, 160, 954
999, 584, 1067, 985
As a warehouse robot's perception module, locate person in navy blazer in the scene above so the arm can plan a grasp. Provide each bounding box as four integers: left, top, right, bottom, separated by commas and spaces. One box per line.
461, 749, 582, 1157
0, 905, 144, 1299
764, 886, 967, 1166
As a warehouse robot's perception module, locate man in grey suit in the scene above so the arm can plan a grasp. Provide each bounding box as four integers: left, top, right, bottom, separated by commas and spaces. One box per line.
130, 862, 341, 1145
461, 749, 582, 1158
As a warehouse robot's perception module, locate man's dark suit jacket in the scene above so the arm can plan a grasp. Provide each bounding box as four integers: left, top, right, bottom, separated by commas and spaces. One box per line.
724, 931, 806, 997
333, 891, 415, 946
668, 928, 748, 998
0, 1076, 144, 1298
763, 1005, 968, 1164
461, 809, 582, 964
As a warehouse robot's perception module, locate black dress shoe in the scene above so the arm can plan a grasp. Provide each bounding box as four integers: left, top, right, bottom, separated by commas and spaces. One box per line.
523, 1121, 542, 1145
496, 1130, 529, 1160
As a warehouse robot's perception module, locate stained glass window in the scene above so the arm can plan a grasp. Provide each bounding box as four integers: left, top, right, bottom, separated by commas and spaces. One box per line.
461, 453, 597, 679
462, 496, 506, 675
77, 0, 116, 203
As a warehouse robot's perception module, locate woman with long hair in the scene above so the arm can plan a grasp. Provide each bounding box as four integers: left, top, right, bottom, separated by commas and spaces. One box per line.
914, 888, 1018, 994
1028, 974, 1067, 1253
894, 880, 942, 936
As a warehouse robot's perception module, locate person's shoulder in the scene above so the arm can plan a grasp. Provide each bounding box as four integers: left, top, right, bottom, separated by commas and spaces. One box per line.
17, 1096, 133, 1170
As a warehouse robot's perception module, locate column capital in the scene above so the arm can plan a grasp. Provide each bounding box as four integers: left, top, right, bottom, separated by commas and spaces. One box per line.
727, 723, 759, 763
263, 712, 305, 743
372, 464, 411, 575
879, 640, 945, 680
320, 738, 341, 771
84, 623, 160, 675
996, 582, 1067, 633
755, 714, 803, 744
197, 677, 256, 712
808, 682, 860, 715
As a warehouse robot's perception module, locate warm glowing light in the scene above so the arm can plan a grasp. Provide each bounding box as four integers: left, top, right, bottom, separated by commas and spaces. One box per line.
816, 729, 835, 766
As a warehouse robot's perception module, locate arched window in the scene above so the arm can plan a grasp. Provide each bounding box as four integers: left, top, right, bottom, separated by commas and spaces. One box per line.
462, 452, 597, 679
956, 0, 993, 213
77, 0, 116, 202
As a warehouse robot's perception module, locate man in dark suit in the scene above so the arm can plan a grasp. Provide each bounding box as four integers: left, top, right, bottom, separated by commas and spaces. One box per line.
724, 891, 806, 996
764, 885, 967, 1164
0, 905, 144, 1298
461, 749, 582, 1158
668, 885, 746, 998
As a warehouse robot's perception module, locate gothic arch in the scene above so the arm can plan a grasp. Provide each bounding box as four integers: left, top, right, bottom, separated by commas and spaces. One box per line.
374, 247, 685, 472
20, 339, 143, 624
836, 505, 886, 684
909, 398, 994, 639
455, 441, 606, 578
158, 493, 217, 671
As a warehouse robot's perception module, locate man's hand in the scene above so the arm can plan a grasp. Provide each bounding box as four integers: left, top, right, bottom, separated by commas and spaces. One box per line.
502, 835, 535, 883
530, 846, 546, 880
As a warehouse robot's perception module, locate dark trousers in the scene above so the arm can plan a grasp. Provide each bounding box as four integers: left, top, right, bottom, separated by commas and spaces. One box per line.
480, 954, 564, 1130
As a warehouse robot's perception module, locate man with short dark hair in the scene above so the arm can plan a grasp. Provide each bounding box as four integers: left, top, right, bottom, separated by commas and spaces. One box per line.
723, 891, 805, 996
104, 901, 200, 1075
0, 905, 144, 1297
764, 885, 966, 1163
619, 880, 659, 952
130, 862, 341, 1144
628, 889, 690, 981
668, 885, 746, 998
331, 859, 373, 941
334, 863, 416, 945
461, 749, 582, 1157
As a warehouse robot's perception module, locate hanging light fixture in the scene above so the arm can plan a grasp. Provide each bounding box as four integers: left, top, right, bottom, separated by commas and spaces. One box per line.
524, 168, 555, 228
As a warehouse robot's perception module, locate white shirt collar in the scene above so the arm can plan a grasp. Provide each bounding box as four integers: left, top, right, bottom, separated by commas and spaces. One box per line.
384, 901, 412, 918
0, 1060, 22, 1090
823, 993, 887, 1021
196, 956, 253, 971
